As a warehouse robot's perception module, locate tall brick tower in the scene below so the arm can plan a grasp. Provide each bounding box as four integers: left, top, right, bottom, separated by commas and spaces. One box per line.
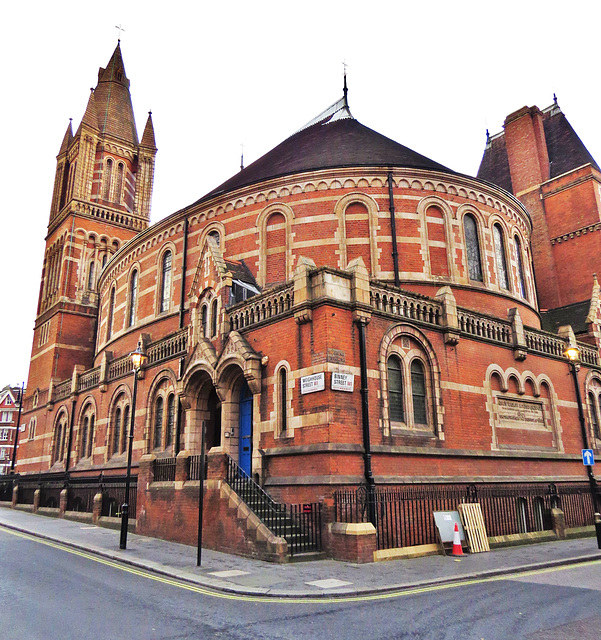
27, 42, 157, 394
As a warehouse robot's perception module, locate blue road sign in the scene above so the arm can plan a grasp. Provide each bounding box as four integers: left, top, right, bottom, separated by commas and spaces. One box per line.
582, 449, 595, 465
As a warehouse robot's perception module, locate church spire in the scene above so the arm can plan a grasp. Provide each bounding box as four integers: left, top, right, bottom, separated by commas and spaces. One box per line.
58, 119, 73, 155
77, 88, 99, 135
140, 111, 157, 149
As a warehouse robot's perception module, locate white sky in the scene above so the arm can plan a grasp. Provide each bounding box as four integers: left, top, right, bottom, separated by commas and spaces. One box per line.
1, 0, 600, 388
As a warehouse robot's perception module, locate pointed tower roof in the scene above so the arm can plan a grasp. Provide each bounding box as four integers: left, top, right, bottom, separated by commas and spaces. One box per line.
478, 102, 599, 191
140, 111, 157, 149
77, 88, 100, 134
58, 119, 74, 155
198, 89, 454, 204
92, 42, 139, 145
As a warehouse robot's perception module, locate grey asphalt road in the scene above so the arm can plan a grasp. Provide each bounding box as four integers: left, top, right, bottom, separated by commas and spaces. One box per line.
1, 528, 600, 640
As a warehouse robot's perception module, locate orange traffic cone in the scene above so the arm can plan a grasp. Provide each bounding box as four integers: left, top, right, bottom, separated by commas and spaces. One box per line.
451, 522, 464, 556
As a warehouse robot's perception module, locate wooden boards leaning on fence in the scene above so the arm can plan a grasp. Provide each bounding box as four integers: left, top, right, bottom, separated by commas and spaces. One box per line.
458, 503, 490, 553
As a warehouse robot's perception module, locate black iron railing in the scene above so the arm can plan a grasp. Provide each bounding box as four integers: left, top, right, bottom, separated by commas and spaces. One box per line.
101, 478, 137, 519
0, 476, 15, 501
225, 455, 321, 556
334, 482, 597, 550
153, 458, 177, 482
188, 454, 207, 481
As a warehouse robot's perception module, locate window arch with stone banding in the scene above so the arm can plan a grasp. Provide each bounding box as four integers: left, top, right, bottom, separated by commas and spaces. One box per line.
257, 203, 295, 287
335, 193, 379, 277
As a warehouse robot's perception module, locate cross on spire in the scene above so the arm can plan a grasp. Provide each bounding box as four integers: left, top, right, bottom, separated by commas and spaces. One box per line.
115, 24, 125, 42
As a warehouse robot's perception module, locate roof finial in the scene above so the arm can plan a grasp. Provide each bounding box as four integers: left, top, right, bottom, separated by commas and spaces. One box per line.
240, 143, 244, 171
115, 24, 125, 42
553, 93, 558, 106
342, 60, 348, 107
486, 128, 490, 143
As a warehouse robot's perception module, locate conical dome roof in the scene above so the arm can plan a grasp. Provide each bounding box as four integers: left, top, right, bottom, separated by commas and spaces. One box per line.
199, 94, 454, 203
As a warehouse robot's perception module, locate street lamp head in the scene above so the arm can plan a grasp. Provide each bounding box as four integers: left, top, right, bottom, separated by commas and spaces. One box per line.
130, 344, 148, 372
564, 345, 580, 363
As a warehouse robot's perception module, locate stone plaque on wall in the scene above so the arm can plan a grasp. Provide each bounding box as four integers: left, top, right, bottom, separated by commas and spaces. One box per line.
496, 397, 545, 430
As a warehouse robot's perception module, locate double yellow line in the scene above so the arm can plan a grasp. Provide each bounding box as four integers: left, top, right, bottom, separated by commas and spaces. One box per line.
2, 525, 598, 604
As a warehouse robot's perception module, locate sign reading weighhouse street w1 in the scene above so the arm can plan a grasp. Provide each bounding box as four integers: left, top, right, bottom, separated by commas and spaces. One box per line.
496, 397, 545, 430
300, 372, 325, 394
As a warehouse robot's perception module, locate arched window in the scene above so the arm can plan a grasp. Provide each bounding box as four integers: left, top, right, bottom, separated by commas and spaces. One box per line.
102, 253, 108, 268
208, 230, 220, 246
463, 214, 483, 282
53, 413, 68, 464
107, 287, 116, 340
115, 162, 124, 204
113, 408, 122, 456
28, 417, 37, 441
87, 261, 96, 290
201, 304, 208, 338
87, 415, 95, 458
387, 355, 404, 423
411, 359, 427, 425
278, 368, 288, 435
127, 270, 138, 328
493, 224, 509, 290
102, 158, 113, 201
210, 298, 218, 337
81, 417, 89, 458
160, 251, 172, 313
154, 396, 164, 450
589, 392, 601, 439
514, 236, 527, 299
122, 406, 130, 453
166, 394, 176, 447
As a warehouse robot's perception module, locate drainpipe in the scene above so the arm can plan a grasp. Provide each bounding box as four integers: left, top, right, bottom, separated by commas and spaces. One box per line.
358, 319, 376, 525
387, 172, 400, 288
179, 218, 189, 330
175, 218, 189, 455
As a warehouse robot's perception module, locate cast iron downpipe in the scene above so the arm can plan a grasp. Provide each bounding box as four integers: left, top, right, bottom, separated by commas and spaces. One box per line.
175, 218, 189, 456
358, 319, 376, 526
387, 172, 400, 288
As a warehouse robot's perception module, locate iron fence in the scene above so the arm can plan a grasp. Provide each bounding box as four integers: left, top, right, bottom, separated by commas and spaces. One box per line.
334, 482, 597, 550
188, 454, 207, 481
153, 458, 177, 482
225, 455, 321, 556
101, 478, 137, 519
0, 477, 14, 501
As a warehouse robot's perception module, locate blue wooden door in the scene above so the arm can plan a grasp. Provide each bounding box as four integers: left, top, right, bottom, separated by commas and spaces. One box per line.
238, 382, 252, 475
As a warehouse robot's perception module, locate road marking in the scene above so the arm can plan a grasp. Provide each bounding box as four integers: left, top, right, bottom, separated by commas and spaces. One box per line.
2, 525, 600, 604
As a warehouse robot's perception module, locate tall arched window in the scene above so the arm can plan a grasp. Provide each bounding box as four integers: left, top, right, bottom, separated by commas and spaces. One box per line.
493, 224, 509, 290
463, 214, 483, 282
589, 392, 601, 439
107, 287, 116, 340
278, 368, 288, 435
87, 415, 95, 458
127, 270, 138, 328
210, 298, 218, 337
387, 355, 404, 423
81, 417, 89, 458
514, 236, 527, 299
160, 251, 172, 313
102, 158, 113, 201
87, 261, 96, 290
122, 406, 130, 453
53, 413, 68, 464
200, 304, 208, 338
166, 394, 176, 447
115, 162, 124, 204
411, 359, 427, 425
154, 396, 164, 450
113, 408, 122, 456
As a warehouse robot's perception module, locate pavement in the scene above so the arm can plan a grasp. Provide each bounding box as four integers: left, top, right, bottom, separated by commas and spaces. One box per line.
1, 505, 600, 599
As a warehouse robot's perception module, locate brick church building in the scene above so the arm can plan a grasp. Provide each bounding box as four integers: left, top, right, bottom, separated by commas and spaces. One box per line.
7, 44, 601, 561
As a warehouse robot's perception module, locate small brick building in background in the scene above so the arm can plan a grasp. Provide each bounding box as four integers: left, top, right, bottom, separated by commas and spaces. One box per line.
6, 44, 601, 561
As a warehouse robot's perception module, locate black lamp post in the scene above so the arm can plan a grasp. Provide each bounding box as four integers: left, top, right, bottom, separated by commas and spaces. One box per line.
120, 344, 147, 550
564, 344, 601, 547
10, 382, 25, 473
